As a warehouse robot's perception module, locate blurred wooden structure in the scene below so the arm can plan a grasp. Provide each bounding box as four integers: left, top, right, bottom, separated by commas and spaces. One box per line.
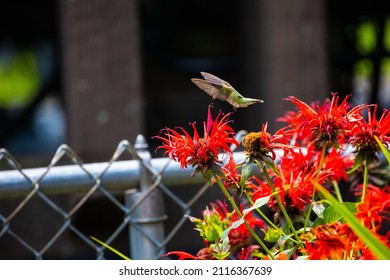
61, 0, 143, 161
241, 0, 328, 131
61, 0, 327, 158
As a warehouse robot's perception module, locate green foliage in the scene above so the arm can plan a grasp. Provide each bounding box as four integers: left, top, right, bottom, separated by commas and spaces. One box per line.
0, 51, 40, 108
188, 207, 230, 243
322, 202, 358, 224
90, 236, 131, 260
375, 135, 390, 164
316, 183, 390, 260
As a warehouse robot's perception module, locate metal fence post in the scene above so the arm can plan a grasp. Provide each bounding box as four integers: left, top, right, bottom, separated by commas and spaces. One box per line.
124, 135, 167, 259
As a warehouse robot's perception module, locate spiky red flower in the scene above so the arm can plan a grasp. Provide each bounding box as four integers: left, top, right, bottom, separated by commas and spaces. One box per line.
271, 147, 320, 211
154, 106, 238, 179
321, 147, 355, 182
164, 251, 198, 260
301, 222, 351, 259
251, 141, 354, 212
221, 157, 242, 193
164, 247, 221, 260
348, 106, 390, 164
250, 146, 317, 211
301, 218, 390, 260
284, 93, 367, 148
301, 185, 390, 260
242, 122, 292, 163
355, 185, 390, 231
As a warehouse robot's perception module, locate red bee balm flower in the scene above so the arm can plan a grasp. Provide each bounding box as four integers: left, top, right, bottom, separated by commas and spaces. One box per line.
355, 185, 390, 231
242, 122, 292, 163
301, 222, 351, 260
154, 106, 238, 180
349, 106, 390, 164
284, 93, 367, 148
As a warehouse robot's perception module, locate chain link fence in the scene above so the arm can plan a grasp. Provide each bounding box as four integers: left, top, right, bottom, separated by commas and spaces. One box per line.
0, 132, 249, 260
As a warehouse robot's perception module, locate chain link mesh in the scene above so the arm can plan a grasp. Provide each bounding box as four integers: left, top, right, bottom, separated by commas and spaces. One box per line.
0, 132, 246, 260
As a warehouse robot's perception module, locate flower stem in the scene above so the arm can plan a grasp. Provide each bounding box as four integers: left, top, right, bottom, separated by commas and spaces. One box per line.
303, 203, 312, 232
244, 192, 288, 238
313, 144, 327, 200
361, 163, 369, 202
332, 180, 343, 203
212, 173, 275, 259
305, 143, 328, 230
260, 164, 303, 248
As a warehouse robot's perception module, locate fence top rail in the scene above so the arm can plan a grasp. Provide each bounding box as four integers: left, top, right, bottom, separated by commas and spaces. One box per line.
1, 136, 363, 201
0, 150, 250, 199
0, 130, 296, 199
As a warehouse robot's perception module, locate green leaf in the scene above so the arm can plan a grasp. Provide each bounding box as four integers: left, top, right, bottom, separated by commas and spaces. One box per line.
240, 163, 253, 186
204, 224, 224, 242
264, 160, 281, 177
296, 227, 310, 235
221, 195, 270, 241
90, 236, 131, 260
277, 234, 293, 247
239, 163, 253, 195
221, 219, 244, 240
211, 239, 230, 260
323, 202, 358, 224
315, 183, 390, 260
263, 228, 282, 243
347, 151, 365, 174
312, 202, 325, 218
312, 217, 326, 228
243, 195, 271, 216
375, 135, 390, 165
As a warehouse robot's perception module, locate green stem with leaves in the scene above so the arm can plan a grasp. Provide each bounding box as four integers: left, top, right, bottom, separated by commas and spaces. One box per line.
260, 164, 303, 248
212, 173, 275, 259
304, 144, 328, 230
244, 193, 285, 236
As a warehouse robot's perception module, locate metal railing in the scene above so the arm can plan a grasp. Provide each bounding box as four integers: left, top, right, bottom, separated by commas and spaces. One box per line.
0, 132, 248, 260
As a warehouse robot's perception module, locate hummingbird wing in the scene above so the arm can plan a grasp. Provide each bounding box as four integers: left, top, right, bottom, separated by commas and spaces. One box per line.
191, 78, 227, 101
200, 72, 232, 87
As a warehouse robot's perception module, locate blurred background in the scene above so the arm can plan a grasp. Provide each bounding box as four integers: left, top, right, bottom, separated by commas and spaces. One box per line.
0, 0, 389, 259
1, 0, 390, 161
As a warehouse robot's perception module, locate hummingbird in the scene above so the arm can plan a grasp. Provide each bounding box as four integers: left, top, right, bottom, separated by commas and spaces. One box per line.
191, 72, 263, 110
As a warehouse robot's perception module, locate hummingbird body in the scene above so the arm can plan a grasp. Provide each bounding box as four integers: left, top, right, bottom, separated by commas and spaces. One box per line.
191, 72, 263, 110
